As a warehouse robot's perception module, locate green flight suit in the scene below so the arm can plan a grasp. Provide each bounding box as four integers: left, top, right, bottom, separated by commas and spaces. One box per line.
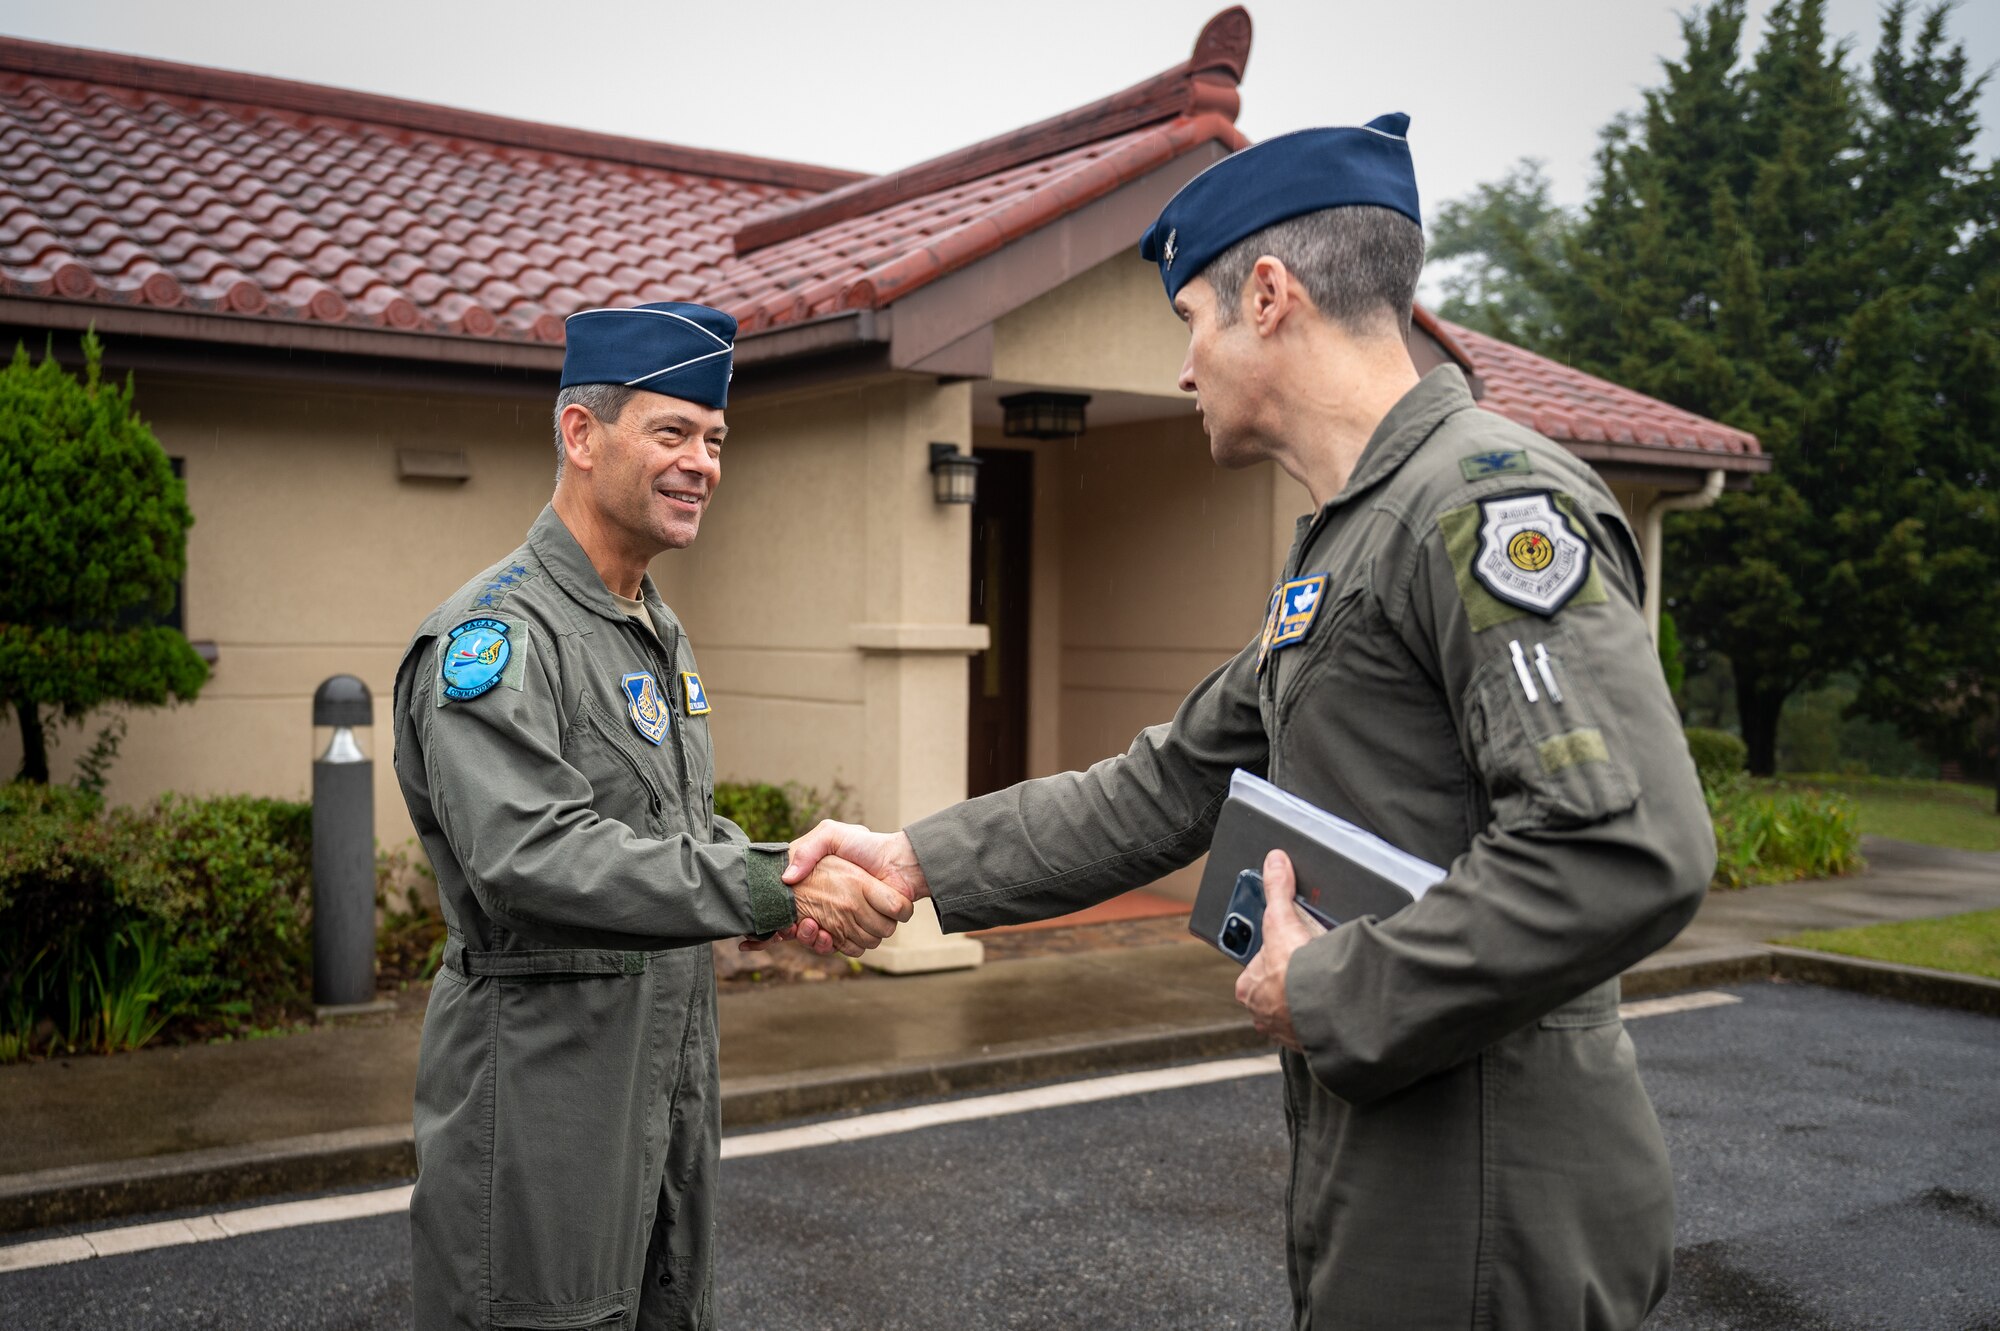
907, 367, 1714, 1330
392, 504, 795, 1331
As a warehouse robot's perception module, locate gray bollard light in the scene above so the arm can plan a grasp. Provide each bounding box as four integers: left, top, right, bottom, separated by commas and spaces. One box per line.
312, 675, 376, 1008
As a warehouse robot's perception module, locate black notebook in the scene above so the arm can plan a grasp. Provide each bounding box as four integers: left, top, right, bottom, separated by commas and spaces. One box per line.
1189, 770, 1447, 955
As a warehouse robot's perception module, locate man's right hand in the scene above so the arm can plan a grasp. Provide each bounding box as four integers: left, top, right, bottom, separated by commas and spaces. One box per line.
779, 822, 931, 955
786, 853, 913, 958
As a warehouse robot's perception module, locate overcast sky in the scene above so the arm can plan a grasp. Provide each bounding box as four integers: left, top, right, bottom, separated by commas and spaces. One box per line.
3, 0, 1994, 221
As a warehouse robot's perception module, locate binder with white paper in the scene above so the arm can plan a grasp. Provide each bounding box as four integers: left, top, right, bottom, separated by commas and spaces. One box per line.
1188, 770, 1448, 951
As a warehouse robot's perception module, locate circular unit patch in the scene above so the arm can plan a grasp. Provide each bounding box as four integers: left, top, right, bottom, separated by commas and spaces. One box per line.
441, 618, 510, 700
1507, 529, 1555, 573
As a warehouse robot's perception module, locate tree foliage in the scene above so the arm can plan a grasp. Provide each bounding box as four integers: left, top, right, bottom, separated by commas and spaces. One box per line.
1428, 159, 1573, 353
0, 333, 208, 782
1435, 0, 1998, 780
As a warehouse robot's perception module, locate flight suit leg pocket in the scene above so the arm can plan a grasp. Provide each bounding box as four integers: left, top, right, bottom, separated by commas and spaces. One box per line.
490, 1287, 636, 1329
486, 962, 659, 1322
1465, 621, 1640, 831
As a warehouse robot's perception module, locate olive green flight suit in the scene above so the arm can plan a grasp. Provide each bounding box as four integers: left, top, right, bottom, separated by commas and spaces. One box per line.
908, 367, 1715, 1330
392, 504, 795, 1331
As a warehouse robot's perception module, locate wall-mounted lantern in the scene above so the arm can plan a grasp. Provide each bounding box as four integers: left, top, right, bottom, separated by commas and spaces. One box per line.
999, 391, 1090, 440
928, 443, 983, 505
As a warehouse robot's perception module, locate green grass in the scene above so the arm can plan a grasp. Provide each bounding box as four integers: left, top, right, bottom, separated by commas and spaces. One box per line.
1770, 775, 2000, 853
1780, 909, 2000, 981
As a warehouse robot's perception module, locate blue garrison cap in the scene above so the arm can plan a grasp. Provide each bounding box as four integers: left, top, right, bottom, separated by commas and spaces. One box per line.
560, 302, 738, 409
1138, 114, 1421, 301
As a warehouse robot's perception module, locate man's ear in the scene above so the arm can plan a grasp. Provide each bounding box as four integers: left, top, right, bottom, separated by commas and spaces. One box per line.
557, 403, 599, 474
1249, 255, 1298, 337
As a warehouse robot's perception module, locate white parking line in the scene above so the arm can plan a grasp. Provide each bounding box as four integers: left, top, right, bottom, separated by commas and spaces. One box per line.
720, 1054, 1281, 1160
1621, 990, 1742, 1020
0, 1185, 412, 1275
0, 989, 1745, 1276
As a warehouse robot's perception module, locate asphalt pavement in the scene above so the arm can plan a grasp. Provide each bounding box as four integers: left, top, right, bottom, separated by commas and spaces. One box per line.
3, 981, 1996, 1330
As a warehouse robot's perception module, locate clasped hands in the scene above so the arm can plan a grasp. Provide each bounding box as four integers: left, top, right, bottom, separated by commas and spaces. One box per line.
741, 822, 930, 959
751, 826, 1315, 1056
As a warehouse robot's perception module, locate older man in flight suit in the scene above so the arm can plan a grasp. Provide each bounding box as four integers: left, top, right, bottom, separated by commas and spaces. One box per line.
784, 119, 1716, 1328
393, 301, 910, 1331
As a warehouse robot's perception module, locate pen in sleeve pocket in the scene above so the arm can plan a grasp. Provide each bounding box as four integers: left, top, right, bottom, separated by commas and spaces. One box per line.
1508, 639, 1540, 703
1533, 642, 1564, 703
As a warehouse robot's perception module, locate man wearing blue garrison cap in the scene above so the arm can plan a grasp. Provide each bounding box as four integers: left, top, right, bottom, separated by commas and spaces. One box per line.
392, 301, 913, 1330
787, 118, 1712, 1329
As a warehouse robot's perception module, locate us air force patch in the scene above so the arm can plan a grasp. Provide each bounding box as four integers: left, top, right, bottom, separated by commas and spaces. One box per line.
621, 672, 670, 745
680, 672, 711, 717
440, 619, 510, 700
1471, 493, 1592, 616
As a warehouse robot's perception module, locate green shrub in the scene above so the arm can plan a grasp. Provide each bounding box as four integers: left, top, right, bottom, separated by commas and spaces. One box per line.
714, 780, 852, 844
715, 782, 796, 843
116, 793, 312, 1019
1656, 610, 1686, 700
1684, 728, 1748, 791
1707, 778, 1864, 889
0, 784, 312, 1059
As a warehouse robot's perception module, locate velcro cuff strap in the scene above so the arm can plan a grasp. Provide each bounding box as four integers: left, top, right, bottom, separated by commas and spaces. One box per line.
744, 844, 796, 936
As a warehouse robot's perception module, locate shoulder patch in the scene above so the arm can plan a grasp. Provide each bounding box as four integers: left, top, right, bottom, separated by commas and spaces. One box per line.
466, 562, 539, 612
1459, 449, 1533, 482
435, 618, 529, 705
1438, 492, 1608, 632
439, 619, 512, 701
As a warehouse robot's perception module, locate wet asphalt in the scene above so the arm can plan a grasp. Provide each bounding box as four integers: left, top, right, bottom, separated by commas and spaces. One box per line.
1, 980, 1995, 1330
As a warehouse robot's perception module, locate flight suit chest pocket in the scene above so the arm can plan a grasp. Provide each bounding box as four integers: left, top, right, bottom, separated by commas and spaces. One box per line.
1267, 580, 1369, 706
564, 696, 669, 837
1464, 621, 1640, 832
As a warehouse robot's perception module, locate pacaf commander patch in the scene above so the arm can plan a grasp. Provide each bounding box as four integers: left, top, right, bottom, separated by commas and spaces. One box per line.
439, 619, 510, 701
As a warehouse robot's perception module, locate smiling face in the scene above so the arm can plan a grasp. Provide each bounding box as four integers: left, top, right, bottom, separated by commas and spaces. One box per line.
1172, 275, 1276, 470
566, 389, 726, 555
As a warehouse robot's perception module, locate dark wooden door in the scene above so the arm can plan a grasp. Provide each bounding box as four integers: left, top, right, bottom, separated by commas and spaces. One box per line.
967, 448, 1033, 797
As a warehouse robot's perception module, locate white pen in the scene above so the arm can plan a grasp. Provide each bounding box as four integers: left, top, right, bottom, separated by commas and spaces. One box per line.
1508, 639, 1539, 703
1533, 642, 1564, 703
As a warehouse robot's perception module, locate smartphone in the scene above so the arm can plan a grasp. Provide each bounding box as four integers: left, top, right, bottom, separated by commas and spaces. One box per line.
1213, 869, 1335, 965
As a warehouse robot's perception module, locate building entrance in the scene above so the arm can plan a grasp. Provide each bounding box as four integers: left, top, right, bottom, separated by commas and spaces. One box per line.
966, 448, 1033, 797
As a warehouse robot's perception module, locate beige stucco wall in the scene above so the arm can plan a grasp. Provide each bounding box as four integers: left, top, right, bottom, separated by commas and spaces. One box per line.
677, 377, 979, 832
992, 253, 1188, 397
0, 376, 555, 856
0, 371, 979, 858
972, 413, 1304, 904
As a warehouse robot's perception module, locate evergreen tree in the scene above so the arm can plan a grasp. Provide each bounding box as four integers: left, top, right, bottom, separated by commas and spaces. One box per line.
0, 333, 208, 783
1441, 0, 1998, 777
1427, 159, 1572, 352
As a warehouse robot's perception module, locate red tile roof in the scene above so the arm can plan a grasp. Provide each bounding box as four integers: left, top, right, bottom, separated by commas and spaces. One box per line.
0, 10, 1251, 344
0, 12, 1760, 466
1435, 315, 1763, 460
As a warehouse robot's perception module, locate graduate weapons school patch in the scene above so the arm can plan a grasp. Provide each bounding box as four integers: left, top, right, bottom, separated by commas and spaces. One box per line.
1471, 492, 1592, 617
680, 671, 711, 717
621, 672, 670, 745
440, 619, 510, 701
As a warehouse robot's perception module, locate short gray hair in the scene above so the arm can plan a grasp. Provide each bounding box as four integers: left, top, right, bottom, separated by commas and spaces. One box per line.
551, 382, 640, 479
1201, 205, 1425, 338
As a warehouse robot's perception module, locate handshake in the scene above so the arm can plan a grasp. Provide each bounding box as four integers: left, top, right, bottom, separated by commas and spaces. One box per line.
747, 821, 932, 958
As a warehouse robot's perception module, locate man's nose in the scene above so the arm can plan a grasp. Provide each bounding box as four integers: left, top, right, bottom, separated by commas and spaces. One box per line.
682, 446, 721, 484
1177, 349, 1197, 396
